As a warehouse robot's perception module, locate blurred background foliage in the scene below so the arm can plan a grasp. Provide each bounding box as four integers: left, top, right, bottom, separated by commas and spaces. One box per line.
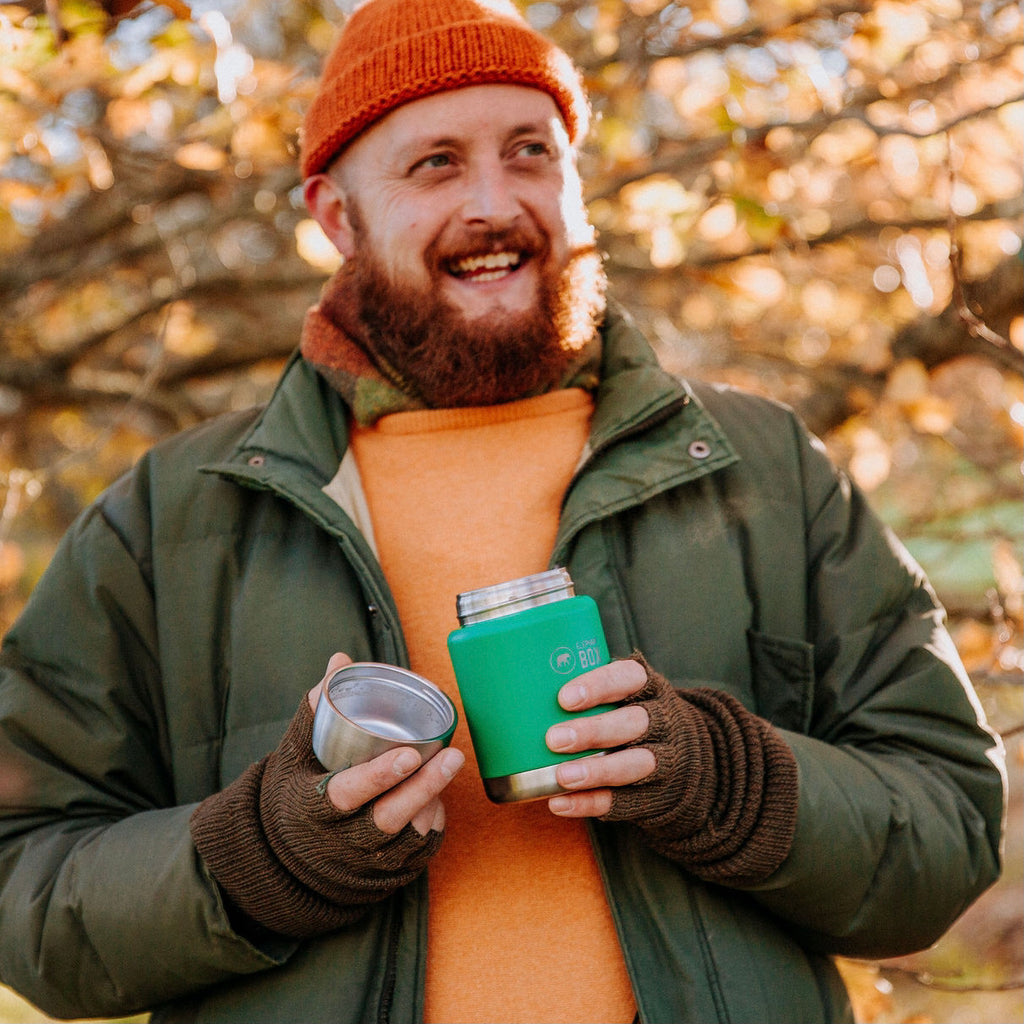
0, 0, 1021, 1021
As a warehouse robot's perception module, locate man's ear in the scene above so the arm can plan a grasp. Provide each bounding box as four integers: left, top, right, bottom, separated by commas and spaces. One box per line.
303, 173, 357, 260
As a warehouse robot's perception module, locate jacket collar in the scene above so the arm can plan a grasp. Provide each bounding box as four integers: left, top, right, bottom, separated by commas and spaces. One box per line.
592, 301, 691, 452
552, 304, 738, 562
211, 352, 352, 486
209, 302, 737, 504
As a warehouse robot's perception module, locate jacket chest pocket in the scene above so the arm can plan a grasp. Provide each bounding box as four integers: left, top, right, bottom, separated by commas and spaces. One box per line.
746, 629, 815, 733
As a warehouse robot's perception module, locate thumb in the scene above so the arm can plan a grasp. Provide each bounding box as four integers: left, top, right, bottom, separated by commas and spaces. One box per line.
307, 652, 355, 713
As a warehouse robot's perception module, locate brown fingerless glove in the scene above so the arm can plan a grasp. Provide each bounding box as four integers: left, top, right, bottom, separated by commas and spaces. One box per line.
189, 698, 441, 939
601, 654, 798, 886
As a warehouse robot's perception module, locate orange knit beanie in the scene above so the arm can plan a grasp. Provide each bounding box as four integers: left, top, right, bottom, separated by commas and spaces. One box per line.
300, 0, 590, 178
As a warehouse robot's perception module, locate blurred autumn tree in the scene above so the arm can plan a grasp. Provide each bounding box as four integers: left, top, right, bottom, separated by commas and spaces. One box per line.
0, 1, 1021, 1021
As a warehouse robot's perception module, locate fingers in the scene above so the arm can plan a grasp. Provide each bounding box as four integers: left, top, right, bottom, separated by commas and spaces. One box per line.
373, 747, 465, 835
322, 745, 423, 813
321, 744, 465, 835
308, 655, 650, 829
546, 704, 648, 755
546, 664, 656, 820
307, 654, 463, 835
557, 657, 647, 712
549, 788, 612, 817
306, 652, 355, 712
409, 797, 446, 836
548, 747, 656, 818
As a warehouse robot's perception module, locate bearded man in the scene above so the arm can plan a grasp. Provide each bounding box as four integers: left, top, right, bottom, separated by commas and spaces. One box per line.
0, 2, 1004, 1023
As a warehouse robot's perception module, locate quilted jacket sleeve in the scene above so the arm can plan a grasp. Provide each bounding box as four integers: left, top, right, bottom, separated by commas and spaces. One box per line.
0, 501, 289, 1020
739, 412, 1006, 957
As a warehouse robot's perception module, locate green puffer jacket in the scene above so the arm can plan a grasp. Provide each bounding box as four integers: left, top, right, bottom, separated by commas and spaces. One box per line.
0, 310, 1004, 1024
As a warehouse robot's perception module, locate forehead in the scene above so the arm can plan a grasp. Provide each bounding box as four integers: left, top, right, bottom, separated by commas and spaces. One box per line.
340, 84, 567, 165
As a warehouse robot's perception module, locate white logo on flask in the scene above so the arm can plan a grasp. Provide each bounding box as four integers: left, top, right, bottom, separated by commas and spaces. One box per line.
550, 647, 576, 674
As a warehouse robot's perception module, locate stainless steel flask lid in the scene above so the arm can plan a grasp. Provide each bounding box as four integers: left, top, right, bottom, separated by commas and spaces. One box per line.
312, 663, 457, 772
455, 567, 575, 626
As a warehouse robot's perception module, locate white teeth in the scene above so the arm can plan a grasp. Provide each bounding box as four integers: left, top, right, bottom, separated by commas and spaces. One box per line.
451, 251, 521, 276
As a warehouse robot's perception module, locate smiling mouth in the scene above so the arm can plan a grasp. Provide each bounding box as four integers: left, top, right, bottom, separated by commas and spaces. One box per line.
447, 251, 523, 282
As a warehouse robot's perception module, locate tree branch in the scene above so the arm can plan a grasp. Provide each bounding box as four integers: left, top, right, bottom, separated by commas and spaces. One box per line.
587, 0, 872, 71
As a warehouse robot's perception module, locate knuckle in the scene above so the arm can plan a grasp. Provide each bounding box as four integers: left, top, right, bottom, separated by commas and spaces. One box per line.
578, 791, 612, 817
627, 704, 650, 737
615, 656, 646, 684
327, 781, 366, 814
373, 809, 403, 835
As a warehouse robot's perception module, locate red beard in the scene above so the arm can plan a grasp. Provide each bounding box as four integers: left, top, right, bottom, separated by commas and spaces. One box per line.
324, 222, 607, 409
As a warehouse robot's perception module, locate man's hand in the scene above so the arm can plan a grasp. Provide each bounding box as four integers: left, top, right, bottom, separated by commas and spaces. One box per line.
190, 653, 464, 939
545, 653, 800, 886
544, 657, 654, 817
308, 653, 465, 837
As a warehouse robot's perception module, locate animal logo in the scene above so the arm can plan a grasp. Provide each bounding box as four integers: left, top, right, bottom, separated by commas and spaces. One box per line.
550, 647, 576, 674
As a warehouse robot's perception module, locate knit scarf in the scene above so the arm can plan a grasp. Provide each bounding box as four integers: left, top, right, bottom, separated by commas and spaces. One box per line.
300, 269, 602, 426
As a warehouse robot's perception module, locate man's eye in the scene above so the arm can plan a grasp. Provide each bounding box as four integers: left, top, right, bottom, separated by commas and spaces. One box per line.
517, 142, 548, 158
415, 153, 452, 171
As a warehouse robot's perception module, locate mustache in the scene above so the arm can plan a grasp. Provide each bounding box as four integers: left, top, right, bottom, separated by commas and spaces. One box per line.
429, 225, 548, 266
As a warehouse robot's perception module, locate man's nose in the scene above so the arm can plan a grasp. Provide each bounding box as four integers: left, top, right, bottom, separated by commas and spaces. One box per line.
460, 162, 523, 227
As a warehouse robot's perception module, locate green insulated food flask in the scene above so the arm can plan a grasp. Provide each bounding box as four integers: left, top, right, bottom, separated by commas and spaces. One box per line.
447, 567, 610, 803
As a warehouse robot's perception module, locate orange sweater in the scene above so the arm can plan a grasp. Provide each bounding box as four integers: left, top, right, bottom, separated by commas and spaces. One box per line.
348, 389, 636, 1024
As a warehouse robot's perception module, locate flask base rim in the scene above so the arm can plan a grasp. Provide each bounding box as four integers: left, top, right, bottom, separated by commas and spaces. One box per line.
483, 753, 604, 803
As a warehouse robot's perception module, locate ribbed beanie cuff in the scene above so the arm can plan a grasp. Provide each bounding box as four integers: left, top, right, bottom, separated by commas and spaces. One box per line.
300, 0, 589, 177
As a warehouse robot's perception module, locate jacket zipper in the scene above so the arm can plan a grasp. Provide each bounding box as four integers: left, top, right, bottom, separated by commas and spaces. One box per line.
376, 898, 404, 1024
